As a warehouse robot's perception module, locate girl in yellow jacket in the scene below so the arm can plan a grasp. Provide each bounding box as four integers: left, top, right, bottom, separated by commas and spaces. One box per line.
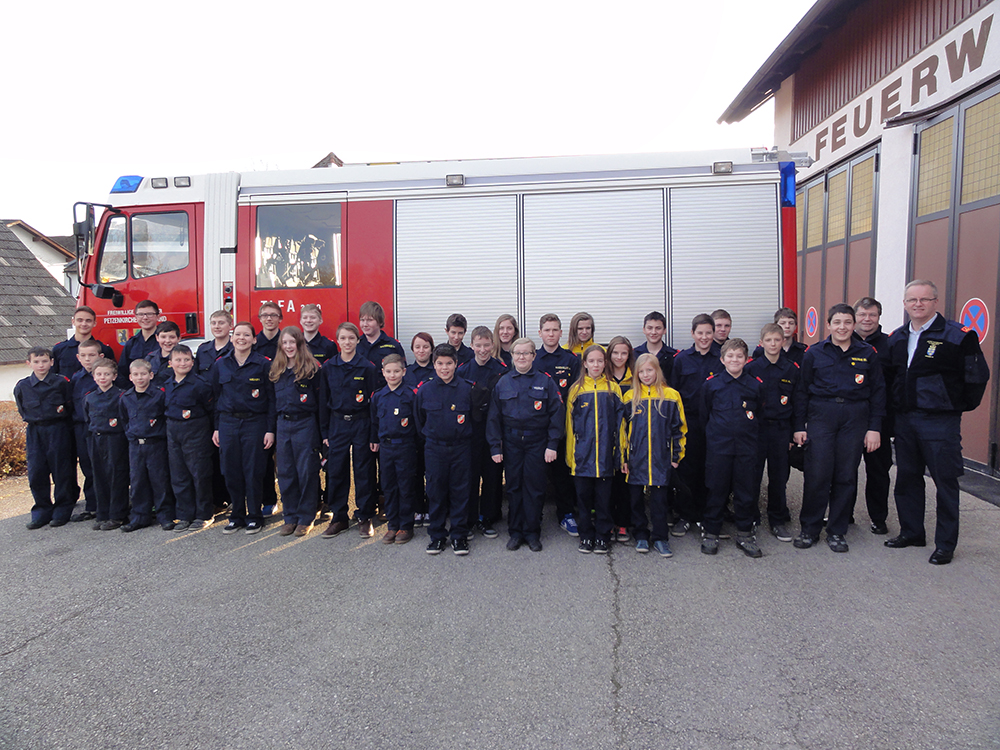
566, 344, 627, 554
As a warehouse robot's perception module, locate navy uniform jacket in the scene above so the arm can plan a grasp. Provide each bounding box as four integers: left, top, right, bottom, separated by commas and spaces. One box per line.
535, 346, 580, 404
210, 351, 277, 432
85, 386, 125, 433
196, 340, 233, 374
70, 369, 98, 423
798, 338, 886, 432
745, 355, 805, 426
702, 371, 763, 456
634, 342, 676, 384
414, 377, 473, 444
119, 331, 158, 374
855, 325, 894, 434
486, 367, 564, 453
752, 341, 808, 366
671, 346, 721, 423
498, 349, 513, 369
565, 375, 626, 478
457, 357, 507, 427
454, 342, 474, 366
305, 333, 338, 366
886, 314, 990, 415
404, 362, 434, 390
254, 330, 280, 361
370, 385, 418, 443
164, 374, 214, 421
626, 383, 687, 487
119, 386, 167, 440
52, 337, 115, 376
14, 372, 72, 423
145, 350, 174, 388
273, 368, 322, 422
358, 330, 406, 391
320, 354, 376, 440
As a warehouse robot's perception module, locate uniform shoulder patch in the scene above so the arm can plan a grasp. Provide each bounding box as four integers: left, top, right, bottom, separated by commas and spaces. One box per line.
793, 362, 800, 368
755, 376, 763, 383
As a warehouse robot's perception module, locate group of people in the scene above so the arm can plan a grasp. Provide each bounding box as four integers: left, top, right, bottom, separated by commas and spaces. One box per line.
14, 279, 989, 564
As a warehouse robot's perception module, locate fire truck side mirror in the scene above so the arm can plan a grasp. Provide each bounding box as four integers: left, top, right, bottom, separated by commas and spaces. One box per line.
90, 283, 124, 308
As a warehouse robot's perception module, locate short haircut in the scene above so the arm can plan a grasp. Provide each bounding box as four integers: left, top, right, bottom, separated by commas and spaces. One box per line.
773, 307, 797, 323
538, 313, 561, 328
510, 337, 536, 355
93, 359, 118, 374
359, 301, 385, 327
760, 323, 784, 340
721, 338, 749, 358
170, 344, 194, 359
470, 325, 492, 342
233, 321, 256, 336
258, 301, 282, 318
827, 303, 856, 323
691, 313, 714, 331
135, 299, 159, 314
129, 358, 153, 373
905, 279, 939, 298
382, 353, 405, 369
155, 321, 181, 337
300, 303, 323, 320
411, 331, 434, 350
432, 343, 457, 364
78, 338, 103, 353
73, 306, 96, 319
446, 313, 468, 331
337, 321, 361, 339
27, 346, 52, 360
210, 309, 234, 325
854, 297, 882, 315
711, 309, 732, 322
643, 311, 666, 327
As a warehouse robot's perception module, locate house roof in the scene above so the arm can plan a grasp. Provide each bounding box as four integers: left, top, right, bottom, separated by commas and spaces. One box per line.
718, 0, 865, 124
3, 219, 75, 260
0, 222, 78, 365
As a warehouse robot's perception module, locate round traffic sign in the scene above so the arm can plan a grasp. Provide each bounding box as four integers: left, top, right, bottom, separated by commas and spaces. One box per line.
805, 306, 819, 338
960, 297, 989, 343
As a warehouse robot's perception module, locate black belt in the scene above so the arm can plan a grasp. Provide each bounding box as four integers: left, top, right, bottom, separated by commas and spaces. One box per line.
425, 437, 466, 447
222, 411, 259, 419
30, 418, 69, 426
331, 411, 366, 422
505, 428, 543, 437
381, 437, 415, 446
280, 412, 314, 421
167, 415, 208, 422
133, 437, 166, 445
92, 431, 123, 437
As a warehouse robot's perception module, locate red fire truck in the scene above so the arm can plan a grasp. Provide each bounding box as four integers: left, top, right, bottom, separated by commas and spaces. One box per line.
73, 150, 798, 351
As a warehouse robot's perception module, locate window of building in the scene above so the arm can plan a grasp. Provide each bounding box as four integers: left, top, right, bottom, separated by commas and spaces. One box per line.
961, 92, 1000, 205
916, 117, 954, 216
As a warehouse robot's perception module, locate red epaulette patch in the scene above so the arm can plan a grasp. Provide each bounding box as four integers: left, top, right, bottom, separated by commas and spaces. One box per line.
962, 326, 973, 333
755, 376, 763, 383
793, 362, 800, 368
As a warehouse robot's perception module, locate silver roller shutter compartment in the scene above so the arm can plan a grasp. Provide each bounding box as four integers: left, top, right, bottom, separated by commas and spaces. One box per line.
668, 184, 781, 346
395, 196, 518, 350
523, 190, 666, 347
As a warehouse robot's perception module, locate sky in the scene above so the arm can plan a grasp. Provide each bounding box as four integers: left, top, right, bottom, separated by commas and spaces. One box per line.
1, 0, 816, 236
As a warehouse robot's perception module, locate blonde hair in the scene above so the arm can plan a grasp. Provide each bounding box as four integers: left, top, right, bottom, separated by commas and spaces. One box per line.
269, 326, 320, 383
630, 353, 670, 416
571, 344, 608, 390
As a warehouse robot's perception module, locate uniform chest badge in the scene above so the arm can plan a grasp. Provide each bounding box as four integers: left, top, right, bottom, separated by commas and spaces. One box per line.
742, 401, 747, 409
400, 417, 409, 427
534, 400, 543, 410
457, 414, 465, 424
926, 342, 939, 357
149, 418, 157, 427
251, 389, 260, 398
780, 395, 788, 405
393, 408, 399, 415
746, 410, 754, 420
299, 393, 308, 403
855, 374, 865, 384
559, 379, 567, 388
56, 404, 65, 413
356, 393, 364, 403
182, 409, 191, 419
109, 418, 118, 427
450, 404, 456, 411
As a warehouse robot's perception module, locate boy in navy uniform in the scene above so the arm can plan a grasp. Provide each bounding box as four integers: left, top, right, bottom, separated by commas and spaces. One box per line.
358, 300, 407, 390
118, 299, 161, 384
415, 344, 474, 555
487, 337, 564, 552
85, 359, 129, 530
793, 304, 885, 553
670, 314, 721, 535
700, 338, 764, 557
164, 345, 215, 530
634, 311, 676, 384
369, 354, 418, 544
746, 324, 805, 542
52, 306, 115, 376
445, 313, 475, 366
711, 309, 732, 355
119, 359, 176, 532
752, 308, 809, 365
146, 321, 181, 387
14, 347, 75, 529
68, 339, 103, 522
196, 310, 234, 374
300, 304, 338, 365
457, 325, 507, 538
534, 313, 580, 536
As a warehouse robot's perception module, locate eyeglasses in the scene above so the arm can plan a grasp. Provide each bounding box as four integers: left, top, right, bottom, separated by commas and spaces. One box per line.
135, 312, 158, 318
512, 351, 533, 358
259, 313, 282, 319
903, 298, 937, 304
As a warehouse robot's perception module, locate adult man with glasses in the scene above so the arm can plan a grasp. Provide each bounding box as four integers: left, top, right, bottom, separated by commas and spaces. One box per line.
884, 280, 990, 565
118, 299, 161, 386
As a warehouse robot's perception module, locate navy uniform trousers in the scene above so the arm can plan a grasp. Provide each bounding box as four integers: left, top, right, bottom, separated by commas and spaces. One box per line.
503, 430, 547, 542
629, 484, 671, 542
128, 438, 175, 526
218, 413, 269, 525
380, 439, 418, 532
26, 422, 76, 524
859, 438, 892, 526
424, 440, 471, 542
753, 418, 793, 527
326, 415, 376, 524
167, 416, 214, 522
575, 476, 613, 543
89, 432, 129, 522
275, 415, 321, 527
73, 422, 97, 513
468, 427, 503, 528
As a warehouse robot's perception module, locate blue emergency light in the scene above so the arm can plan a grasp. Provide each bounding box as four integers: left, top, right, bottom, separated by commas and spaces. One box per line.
111, 175, 143, 194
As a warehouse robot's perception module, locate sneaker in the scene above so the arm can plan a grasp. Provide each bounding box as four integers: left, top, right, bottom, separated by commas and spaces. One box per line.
262, 505, 276, 518
70, 511, 97, 522
413, 513, 424, 528
426, 538, 447, 555
245, 521, 264, 535
870, 521, 888, 535
593, 539, 610, 555
793, 532, 819, 549
358, 520, 374, 538
173, 521, 192, 532
735, 533, 763, 558
222, 520, 244, 535
635, 539, 650, 553
479, 522, 498, 539
453, 537, 470, 556
616, 526, 630, 543
653, 540, 673, 557
121, 523, 147, 533
560, 515, 579, 537
770, 524, 793, 543
827, 534, 849, 553
466, 528, 475, 540
671, 519, 691, 538
578, 539, 594, 554
701, 533, 719, 555
190, 518, 212, 530
161, 522, 176, 531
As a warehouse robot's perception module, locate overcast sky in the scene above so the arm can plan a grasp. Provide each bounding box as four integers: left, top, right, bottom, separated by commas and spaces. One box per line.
2, 0, 815, 236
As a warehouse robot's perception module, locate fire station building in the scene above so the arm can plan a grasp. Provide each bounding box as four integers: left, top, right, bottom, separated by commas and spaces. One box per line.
722, 0, 1000, 473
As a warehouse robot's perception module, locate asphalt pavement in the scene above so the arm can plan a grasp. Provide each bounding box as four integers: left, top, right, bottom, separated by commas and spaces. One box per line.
1, 468, 998, 750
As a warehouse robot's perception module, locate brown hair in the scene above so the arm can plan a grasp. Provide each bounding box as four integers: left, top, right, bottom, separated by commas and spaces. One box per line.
269, 326, 320, 383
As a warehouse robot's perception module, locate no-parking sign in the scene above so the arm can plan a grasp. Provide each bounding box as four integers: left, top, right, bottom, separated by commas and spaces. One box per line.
960, 298, 989, 343
805, 306, 819, 338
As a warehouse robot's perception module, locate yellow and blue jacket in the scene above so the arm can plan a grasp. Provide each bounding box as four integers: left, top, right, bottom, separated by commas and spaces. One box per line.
625, 383, 687, 487
565, 375, 627, 478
